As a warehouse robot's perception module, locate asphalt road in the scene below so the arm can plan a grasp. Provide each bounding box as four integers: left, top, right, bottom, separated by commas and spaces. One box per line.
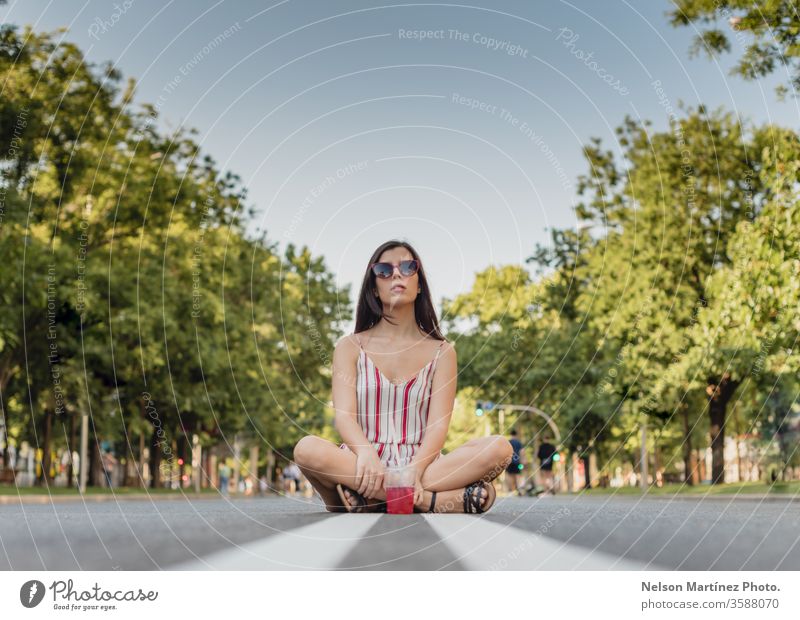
1, 494, 798, 570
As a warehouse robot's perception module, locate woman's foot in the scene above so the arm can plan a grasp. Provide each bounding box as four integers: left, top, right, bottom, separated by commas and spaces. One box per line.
337, 484, 386, 513
463, 481, 497, 513
415, 481, 497, 513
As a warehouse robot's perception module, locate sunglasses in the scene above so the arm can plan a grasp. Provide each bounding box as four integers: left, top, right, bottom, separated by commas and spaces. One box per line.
371, 259, 420, 279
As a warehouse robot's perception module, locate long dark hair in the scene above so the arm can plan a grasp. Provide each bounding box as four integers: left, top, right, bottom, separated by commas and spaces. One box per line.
354, 240, 444, 340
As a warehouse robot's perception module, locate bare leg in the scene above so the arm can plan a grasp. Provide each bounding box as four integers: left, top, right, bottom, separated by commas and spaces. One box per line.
414, 435, 513, 512
542, 470, 555, 495
503, 472, 518, 495
293, 434, 513, 513
417, 435, 513, 491
298, 467, 349, 512
293, 436, 388, 512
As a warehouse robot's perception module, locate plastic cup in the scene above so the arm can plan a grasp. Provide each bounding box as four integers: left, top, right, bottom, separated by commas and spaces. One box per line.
384, 464, 416, 514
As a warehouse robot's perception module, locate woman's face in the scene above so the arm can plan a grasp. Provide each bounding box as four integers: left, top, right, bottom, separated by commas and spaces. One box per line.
373, 247, 420, 307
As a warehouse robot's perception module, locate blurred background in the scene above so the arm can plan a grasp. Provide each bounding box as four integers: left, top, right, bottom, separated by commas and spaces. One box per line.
0, 0, 798, 498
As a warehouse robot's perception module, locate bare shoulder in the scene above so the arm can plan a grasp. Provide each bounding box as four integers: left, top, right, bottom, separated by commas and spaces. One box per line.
333, 333, 361, 361
332, 335, 361, 387
434, 337, 456, 360
431, 339, 457, 385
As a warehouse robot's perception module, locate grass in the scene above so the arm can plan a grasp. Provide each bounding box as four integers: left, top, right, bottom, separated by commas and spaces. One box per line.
0, 484, 219, 496
575, 481, 800, 496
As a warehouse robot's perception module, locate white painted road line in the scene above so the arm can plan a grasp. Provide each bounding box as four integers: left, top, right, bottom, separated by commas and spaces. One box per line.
168, 514, 382, 570
424, 515, 653, 570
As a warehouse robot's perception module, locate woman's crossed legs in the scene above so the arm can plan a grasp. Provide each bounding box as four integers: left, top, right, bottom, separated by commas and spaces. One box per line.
292, 435, 513, 513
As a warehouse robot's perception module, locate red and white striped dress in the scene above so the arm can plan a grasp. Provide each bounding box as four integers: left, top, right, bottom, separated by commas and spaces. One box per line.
339, 334, 446, 467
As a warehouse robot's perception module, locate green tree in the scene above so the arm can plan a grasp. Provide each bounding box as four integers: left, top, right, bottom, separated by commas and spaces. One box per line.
660, 125, 800, 482
570, 108, 781, 484
0, 24, 348, 488
669, 0, 800, 98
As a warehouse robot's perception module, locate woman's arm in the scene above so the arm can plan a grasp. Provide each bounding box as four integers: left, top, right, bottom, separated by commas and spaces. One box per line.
332, 335, 385, 498
408, 341, 457, 479
332, 335, 372, 455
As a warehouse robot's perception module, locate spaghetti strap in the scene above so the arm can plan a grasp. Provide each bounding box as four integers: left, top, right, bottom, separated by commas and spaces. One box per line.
353, 333, 364, 350
433, 339, 447, 362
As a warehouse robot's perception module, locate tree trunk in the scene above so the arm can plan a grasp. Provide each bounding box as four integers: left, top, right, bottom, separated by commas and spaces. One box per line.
731, 404, 745, 482
89, 439, 103, 487
38, 409, 53, 486
0, 374, 8, 468
124, 434, 138, 487
201, 446, 209, 489
137, 397, 147, 488
582, 455, 591, 489
778, 433, 788, 481
66, 413, 76, 488
697, 448, 706, 481
566, 451, 574, 492
149, 426, 163, 489
707, 374, 739, 485
265, 449, 275, 493
139, 432, 146, 488
682, 405, 693, 485
653, 440, 661, 487
177, 433, 188, 487
690, 450, 700, 485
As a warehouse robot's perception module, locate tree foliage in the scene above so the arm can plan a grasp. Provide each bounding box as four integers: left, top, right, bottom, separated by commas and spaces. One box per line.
669, 0, 800, 98
448, 107, 799, 485
0, 25, 347, 487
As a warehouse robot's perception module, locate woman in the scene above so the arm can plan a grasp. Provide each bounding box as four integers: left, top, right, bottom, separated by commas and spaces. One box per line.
293, 240, 513, 513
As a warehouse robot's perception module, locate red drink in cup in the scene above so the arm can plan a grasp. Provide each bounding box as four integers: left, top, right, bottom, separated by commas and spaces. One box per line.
386, 486, 414, 513
385, 464, 416, 514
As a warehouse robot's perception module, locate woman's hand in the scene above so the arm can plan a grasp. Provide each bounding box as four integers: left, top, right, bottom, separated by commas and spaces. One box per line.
412, 474, 425, 508
408, 463, 427, 507
354, 448, 385, 499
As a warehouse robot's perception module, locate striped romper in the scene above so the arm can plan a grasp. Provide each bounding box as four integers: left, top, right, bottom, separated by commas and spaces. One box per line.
339, 334, 446, 467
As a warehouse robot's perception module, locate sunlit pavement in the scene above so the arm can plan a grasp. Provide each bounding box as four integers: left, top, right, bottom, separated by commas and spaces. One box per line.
1, 494, 798, 570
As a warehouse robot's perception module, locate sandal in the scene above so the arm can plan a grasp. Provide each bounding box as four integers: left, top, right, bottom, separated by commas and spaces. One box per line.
463, 480, 496, 514
336, 484, 387, 513
414, 490, 438, 513
427, 491, 437, 513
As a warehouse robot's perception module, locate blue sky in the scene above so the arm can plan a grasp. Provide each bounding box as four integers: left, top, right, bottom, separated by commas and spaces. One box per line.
4, 0, 799, 325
